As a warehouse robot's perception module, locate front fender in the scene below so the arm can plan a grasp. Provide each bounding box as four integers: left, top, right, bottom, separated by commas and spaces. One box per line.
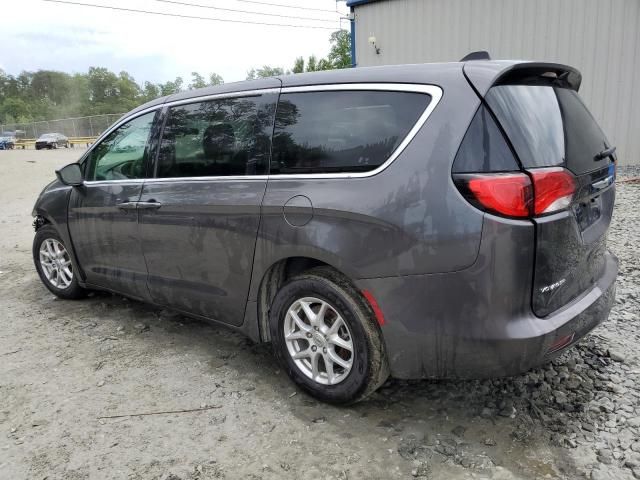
32, 181, 86, 283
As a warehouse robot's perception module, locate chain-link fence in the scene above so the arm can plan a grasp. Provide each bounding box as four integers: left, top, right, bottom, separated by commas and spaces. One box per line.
0, 113, 125, 139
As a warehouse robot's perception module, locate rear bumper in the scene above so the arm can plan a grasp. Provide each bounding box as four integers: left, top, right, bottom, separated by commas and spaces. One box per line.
357, 250, 617, 380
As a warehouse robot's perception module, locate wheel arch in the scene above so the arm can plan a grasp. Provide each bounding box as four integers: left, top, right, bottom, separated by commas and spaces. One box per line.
32, 188, 87, 283
255, 256, 353, 343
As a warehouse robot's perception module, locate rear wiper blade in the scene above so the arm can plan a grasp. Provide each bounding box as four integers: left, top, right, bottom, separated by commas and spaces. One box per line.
595, 146, 616, 160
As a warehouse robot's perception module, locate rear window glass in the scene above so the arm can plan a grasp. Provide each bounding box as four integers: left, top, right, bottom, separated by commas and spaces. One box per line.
486, 85, 610, 174
157, 95, 274, 178
271, 91, 430, 174
452, 105, 519, 173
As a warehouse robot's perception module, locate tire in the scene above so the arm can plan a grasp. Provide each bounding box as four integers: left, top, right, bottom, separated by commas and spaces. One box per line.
33, 225, 87, 300
269, 267, 389, 404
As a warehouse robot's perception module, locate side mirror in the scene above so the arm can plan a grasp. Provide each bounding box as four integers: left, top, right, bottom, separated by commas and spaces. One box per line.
56, 163, 83, 186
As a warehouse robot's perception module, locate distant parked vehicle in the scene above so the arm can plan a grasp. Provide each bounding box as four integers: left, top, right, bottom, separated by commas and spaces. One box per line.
0, 134, 17, 150
14, 130, 27, 140
35, 133, 69, 150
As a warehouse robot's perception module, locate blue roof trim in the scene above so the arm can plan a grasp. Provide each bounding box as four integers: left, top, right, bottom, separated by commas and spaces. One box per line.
350, 7, 356, 67
346, 0, 383, 6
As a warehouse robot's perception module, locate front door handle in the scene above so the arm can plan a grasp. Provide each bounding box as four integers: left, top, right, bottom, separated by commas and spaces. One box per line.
137, 201, 162, 210
117, 201, 138, 211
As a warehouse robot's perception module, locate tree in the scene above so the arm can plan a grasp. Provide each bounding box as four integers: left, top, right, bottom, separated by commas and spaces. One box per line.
306, 55, 318, 72
30, 71, 71, 106
209, 73, 224, 86
86, 67, 119, 105
160, 77, 183, 96
189, 72, 207, 90
290, 29, 352, 74
0, 98, 31, 122
116, 71, 142, 111
327, 30, 351, 69
142, 81, 161, 102
292, 57, 305, 74
246, 66, 285, 80
317, 58, 332, 71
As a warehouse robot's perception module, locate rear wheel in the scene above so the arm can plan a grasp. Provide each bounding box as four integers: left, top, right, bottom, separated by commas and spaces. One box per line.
269, 267, 388, 404
33, 225, 86, 299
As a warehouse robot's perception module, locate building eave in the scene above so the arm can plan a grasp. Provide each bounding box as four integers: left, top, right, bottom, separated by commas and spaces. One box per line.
346, 0, 387, 7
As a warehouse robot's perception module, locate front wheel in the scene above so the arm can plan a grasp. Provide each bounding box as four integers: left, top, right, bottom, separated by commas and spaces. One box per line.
269, 267, 389, 404
33, 225, 87, 299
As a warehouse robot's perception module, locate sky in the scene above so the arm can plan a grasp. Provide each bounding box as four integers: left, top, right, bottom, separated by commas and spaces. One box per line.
0, 0, 349, 85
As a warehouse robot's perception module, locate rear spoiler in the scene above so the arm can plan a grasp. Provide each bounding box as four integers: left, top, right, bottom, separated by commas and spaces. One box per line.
463, 61, 582, 96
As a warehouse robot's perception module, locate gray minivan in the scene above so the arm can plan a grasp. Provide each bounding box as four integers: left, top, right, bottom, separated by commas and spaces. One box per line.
32, 60, 618, 403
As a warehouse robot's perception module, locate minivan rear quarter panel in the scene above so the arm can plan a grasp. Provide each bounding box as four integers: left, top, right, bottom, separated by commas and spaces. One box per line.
249, 64, 486, 307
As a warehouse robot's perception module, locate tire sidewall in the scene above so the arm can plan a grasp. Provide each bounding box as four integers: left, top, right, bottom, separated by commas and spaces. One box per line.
33, 225, 84, 299
270, 275, 374, 404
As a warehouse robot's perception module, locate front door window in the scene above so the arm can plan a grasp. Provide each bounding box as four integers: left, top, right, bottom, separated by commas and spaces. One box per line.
85, 111, 157, 181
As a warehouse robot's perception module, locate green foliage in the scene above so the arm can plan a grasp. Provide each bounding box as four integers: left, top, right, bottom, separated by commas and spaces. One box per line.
286, 29, 352, 75
0, 98, 31, 123
0, 67, 224, 125
327, 30, 352, 69
306, 55, 318, 72
209, 73, 224, 86
189, 72, 207, 90
0, 28, 351, 125
189, 72, 224, 89
159, 77, 184, 96
292, 57, 305, 74
246, 66, 286, 80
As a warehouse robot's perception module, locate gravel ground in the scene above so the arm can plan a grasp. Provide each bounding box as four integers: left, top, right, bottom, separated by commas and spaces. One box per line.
0, 149, 638, 480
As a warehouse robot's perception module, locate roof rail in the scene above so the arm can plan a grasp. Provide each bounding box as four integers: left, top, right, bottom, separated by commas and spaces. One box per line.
460, 51, 491, 61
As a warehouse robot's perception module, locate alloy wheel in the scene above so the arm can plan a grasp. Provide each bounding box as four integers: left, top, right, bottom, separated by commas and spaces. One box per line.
39, 238, 73, 289
283, 297, 354, 385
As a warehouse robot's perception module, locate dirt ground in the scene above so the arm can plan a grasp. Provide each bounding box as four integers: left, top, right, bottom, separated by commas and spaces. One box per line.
1, 149, 639, 480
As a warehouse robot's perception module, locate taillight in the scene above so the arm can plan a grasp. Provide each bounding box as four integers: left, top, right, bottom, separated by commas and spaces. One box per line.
529, 167, 576, 215
453, 167, 576, 218
454, 173, 533, 218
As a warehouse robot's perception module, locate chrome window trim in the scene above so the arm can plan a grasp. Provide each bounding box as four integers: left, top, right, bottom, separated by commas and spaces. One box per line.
144, 175, 269, 184
83, 83, 443, 184
83, 179, 146, 186
164, 88, 279, 108
269, 83, 442, 180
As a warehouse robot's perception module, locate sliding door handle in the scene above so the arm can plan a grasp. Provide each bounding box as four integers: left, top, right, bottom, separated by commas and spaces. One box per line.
137, 201, 162, 210
116, 201, 138, 211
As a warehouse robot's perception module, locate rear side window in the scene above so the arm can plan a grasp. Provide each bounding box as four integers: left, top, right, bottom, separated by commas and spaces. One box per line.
157, 95, 275, 178
271, 91, 430, 174
486, 85, 610, 174
452, 105, 519, 173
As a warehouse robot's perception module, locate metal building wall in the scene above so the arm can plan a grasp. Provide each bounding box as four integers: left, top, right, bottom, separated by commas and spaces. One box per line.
353, 0, 640, 165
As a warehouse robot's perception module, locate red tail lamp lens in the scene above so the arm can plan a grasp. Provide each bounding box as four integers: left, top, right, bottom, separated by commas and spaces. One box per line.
529, 167, 577, 215
466, 173, 533, 218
